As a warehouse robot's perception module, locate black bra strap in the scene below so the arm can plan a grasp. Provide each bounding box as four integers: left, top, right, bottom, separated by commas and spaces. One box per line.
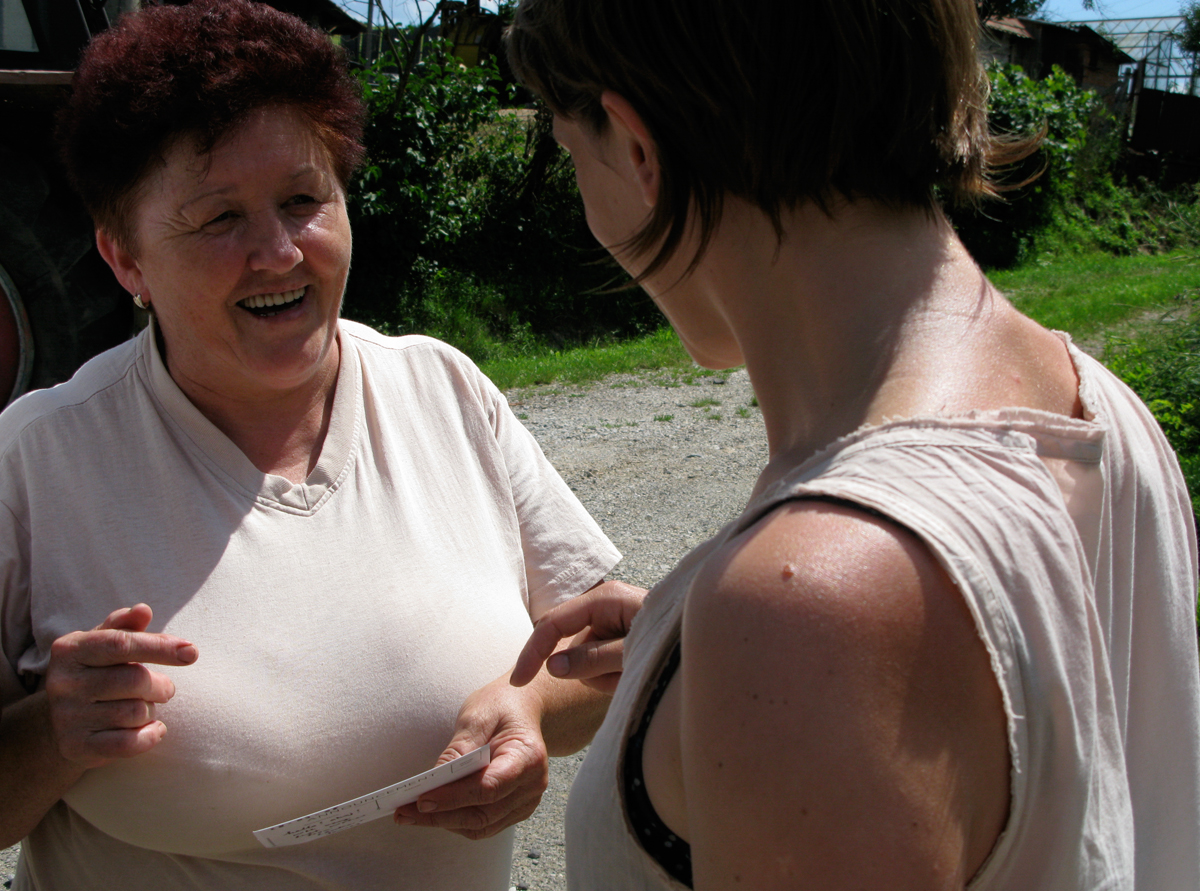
622, 640, 693, 887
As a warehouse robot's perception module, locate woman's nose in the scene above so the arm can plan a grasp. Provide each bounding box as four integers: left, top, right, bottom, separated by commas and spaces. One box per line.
247, 211, 303, 273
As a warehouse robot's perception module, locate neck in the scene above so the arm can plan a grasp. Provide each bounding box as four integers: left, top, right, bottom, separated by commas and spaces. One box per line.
668, 198, 1006, 480
161, 327, 341, 484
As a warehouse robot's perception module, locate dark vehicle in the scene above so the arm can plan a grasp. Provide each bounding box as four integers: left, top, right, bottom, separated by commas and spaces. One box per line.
0, 0, 141, 404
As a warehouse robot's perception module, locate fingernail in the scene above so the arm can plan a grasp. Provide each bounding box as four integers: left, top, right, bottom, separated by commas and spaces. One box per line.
177, 644, 198, 663
417, 800, 437, 813
548, 653, 569, 676
394, 813, 415, 825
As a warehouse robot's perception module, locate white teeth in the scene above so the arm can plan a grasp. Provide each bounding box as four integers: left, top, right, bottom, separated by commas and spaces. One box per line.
241, 287, 306, 310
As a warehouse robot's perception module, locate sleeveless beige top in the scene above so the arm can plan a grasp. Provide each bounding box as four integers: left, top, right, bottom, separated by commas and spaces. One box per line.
565, 341, 1200, 890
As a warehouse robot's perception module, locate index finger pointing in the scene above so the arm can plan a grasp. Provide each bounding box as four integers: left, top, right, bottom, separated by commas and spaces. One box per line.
59, 628, 199, 669
510, 601, 599, 687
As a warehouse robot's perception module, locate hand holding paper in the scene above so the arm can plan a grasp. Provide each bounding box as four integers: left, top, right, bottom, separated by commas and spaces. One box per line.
392, 674, 552, 840
254, 746, 490, 848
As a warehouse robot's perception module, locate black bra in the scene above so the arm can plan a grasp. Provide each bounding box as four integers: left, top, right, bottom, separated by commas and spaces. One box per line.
622, 640, 693, 888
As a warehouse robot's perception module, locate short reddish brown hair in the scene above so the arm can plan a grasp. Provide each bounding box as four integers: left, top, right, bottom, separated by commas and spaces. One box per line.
58, 0, 366, 249
508, 0, 1012, 279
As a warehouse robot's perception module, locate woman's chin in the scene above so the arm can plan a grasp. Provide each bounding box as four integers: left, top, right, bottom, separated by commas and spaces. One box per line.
176, 331, 340, 403
236, 316, 339, 386
691, 354, 741, 371
243, 344, 337, 393
678, 336, 743, 371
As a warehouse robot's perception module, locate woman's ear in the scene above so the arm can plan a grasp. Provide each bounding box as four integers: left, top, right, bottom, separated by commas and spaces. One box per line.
599, 91, 661, 209
95, 228, 145, 298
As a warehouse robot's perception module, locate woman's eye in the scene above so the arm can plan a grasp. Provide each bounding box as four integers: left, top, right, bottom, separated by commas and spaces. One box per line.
204, 211, 236, 227
287, 194, 318, 208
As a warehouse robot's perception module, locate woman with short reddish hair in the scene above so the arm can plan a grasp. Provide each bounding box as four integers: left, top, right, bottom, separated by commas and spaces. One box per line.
507, 0, 1200, 888
0, 2, 633, 888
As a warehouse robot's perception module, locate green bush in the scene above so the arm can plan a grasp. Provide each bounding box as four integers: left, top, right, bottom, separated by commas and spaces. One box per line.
342, 48, 662, 356
343, 52, 506, 328
1105, 310, 1200, 520
1041, 179, 1200, 258
951, 64, 1200, 269
951, 64, 1121, 267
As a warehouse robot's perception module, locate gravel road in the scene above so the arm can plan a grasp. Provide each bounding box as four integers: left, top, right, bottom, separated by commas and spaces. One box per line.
506, 366, 767, 891
0, 366, 768, 890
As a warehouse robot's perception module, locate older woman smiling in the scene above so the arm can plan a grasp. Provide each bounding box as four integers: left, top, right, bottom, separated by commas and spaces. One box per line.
104, 104, 351, 454
0, 2, 633, 889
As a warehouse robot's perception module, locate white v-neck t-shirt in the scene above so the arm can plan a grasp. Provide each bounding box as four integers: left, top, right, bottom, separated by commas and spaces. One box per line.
0, 320, 620, 890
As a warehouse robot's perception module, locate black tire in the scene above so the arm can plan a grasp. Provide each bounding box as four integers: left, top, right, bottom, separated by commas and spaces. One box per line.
0, 144, 132, 396
0, 258, 34, 406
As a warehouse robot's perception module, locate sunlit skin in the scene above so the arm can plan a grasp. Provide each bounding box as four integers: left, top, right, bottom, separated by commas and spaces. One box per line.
97, 105, 352, 471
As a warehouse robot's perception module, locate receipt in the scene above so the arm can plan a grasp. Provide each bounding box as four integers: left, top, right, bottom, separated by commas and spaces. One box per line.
253, 746, 491, 848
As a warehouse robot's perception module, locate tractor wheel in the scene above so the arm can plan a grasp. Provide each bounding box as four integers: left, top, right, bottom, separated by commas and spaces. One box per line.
0, 260, 34, 407
0, 149, 132, 401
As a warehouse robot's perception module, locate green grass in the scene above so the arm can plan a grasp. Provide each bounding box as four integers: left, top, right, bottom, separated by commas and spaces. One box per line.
991, 250, 1200, 339
478, 327, 691, 391
479, 250, 1200, 391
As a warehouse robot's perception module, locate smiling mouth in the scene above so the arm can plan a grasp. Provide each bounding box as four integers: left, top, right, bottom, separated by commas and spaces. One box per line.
238, 287, 306, 317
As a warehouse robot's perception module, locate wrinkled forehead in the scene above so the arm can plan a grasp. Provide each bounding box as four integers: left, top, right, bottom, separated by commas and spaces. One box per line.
145, 107, 331, 194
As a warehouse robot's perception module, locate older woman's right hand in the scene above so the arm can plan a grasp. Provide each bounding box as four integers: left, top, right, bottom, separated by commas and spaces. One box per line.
46, 603, 197, 769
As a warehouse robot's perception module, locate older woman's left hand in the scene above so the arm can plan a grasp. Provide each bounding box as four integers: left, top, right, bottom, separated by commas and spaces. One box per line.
392, 675, 550, 839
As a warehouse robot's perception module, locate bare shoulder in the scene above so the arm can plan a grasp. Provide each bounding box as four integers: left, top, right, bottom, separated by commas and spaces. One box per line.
687, 499, 969, 662
680, 499, 1009, 890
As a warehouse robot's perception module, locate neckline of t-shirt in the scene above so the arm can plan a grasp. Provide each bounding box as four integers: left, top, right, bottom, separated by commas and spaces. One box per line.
138, 321, 360, 513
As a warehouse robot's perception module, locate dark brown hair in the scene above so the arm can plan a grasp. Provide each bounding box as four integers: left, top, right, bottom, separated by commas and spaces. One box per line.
508, 0, 1022, 278
57, 0, 366, 249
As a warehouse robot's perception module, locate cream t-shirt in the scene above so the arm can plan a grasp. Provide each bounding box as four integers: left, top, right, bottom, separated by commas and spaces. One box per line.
0, 321, 620, 889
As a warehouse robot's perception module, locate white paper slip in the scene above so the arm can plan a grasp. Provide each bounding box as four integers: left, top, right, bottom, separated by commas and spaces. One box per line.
253, 745, 491, 848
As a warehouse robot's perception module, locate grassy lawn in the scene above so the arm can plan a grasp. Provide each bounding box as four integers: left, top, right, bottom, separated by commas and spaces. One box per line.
480, 249, 1200, 391
992, 250, 1200, 341
479, 326, 693, 391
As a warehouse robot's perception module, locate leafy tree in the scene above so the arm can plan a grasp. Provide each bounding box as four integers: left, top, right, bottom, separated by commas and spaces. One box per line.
977, 0, 1044, 19
950, 63, 1118, 266
1181, 1, 1200, 54
975, 0, 1094, 20
342, 44, 662, 353
1180, 2, 1200, 95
